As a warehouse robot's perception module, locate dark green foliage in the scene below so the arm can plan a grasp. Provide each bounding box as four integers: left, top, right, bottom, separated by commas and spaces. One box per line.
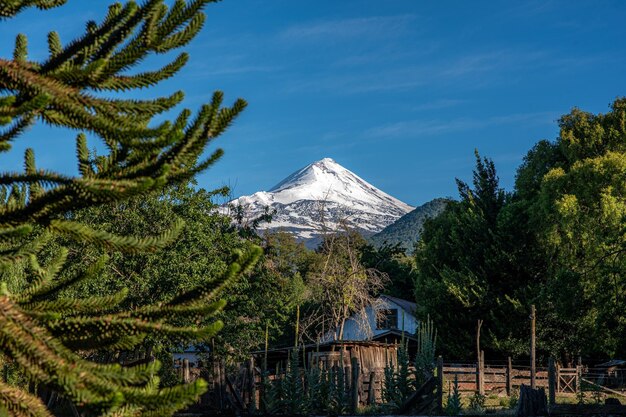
415, 151, 534, 358
361, 243, 417, 299
305, 365, 324, 414
468, 392, 486, 413
260, 358, 350, 415
382, 339, 418, 412
62, 184, 307, 367
415, 315, 437, 387
0, 0, 67, 18
395, 340, 413, 405
444, 376, 462, 416
370, 198, 449, 252
0, 1, 259, 416
382, 362, 397, 407
217, 231, 311, 361
414, 98, 626, 362
260, 334, 438, 416
260, 371, 282, 415
280, 349, 305, 415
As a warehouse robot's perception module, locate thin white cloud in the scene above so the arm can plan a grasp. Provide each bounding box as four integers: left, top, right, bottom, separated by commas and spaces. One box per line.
279, 15, 416, 41
365, 112, 557, 139
411, 99, 468, 111
280, 48, 555, 95
201, 65, 279, 76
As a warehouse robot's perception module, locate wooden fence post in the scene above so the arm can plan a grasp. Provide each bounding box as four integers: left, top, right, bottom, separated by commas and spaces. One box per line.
351, 357, 360, 413
248, 357, 256, 413
556, 362, 561, 393
368, 371, 376, 405
548, 357, 556, 407
212, 359, 222, 409
220, 359, 227, 408
480, 350, 485, 395
530, 305, 536, 389
506, 356, 513, 396
437, 356, 444, 413
182, 359, 190, 383
476, 320, 484, 395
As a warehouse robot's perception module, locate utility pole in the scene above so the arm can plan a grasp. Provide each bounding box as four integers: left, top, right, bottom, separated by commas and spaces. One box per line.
530, 305, 536, 389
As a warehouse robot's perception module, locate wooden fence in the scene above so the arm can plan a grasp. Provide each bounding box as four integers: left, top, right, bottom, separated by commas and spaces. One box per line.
175, 356, 626, 413
441, 361, 626, 397
442, 360, 581, 395
175, 355, 440, 414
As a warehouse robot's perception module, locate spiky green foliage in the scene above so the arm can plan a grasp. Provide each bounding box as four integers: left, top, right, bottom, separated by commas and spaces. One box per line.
444, 376, 462, 416
415, 316, 437, 386
0, 1, 258, 416
0, 0, 67, 18
280, 349, 305, 415
382, 340, 414, 411
261, 354, 358, 416
382, 361, 398, 408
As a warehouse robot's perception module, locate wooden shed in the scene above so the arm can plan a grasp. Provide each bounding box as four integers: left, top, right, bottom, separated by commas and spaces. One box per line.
253, 340, 398, 374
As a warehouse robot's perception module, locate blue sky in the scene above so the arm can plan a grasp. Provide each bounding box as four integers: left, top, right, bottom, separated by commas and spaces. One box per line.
1, 0, 625, 206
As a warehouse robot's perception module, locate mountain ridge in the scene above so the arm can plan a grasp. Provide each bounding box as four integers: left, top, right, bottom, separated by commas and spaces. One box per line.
369, 198, 450, 251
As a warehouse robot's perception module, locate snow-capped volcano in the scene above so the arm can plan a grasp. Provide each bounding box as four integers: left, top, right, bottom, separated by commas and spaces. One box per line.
225, 158, 414, 245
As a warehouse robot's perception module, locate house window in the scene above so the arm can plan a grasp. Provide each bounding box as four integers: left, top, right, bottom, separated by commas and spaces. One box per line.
377, 309, 398, 330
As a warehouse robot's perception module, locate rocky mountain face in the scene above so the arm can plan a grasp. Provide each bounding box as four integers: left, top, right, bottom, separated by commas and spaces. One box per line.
224, 158, 414, 246
369, 198, 449, 252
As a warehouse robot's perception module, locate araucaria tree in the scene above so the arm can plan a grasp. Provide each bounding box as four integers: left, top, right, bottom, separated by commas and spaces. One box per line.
0, 1, 259, 416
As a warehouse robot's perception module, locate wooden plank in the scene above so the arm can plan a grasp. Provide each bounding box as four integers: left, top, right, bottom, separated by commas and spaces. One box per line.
368, 371, 376, 405
225, 374, 245, 411
437, 356, 443, 413
351, 357, 360, 413
506, 357, 512, 396
548, 358, 556, 406
531, 304, 536, 389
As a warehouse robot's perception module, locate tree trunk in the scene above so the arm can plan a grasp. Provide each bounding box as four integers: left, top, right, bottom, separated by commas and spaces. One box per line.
338, 318, 346, 341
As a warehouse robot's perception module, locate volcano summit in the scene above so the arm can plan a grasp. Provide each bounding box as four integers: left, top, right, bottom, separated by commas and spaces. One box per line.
225, 158, 414, 245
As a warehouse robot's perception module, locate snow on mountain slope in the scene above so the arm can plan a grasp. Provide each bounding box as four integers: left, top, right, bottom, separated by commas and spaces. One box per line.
225, 158, 414, 245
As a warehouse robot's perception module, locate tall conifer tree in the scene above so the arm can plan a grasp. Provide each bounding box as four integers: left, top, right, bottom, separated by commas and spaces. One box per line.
0, 1, 259, 416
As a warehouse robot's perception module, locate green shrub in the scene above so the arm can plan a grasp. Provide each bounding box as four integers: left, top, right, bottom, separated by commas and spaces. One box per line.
468, 392, 486, 413
445, 376, 462, 416
508, 389, 519, 409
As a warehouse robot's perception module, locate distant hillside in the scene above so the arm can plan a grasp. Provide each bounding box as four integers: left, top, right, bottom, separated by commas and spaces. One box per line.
369, 198, 450, 251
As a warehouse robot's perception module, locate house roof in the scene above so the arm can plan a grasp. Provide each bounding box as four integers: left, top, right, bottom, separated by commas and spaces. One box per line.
381, 294, 417, 315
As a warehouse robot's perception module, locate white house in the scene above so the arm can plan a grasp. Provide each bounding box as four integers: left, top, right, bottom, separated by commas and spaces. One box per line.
324, 294, 419, 342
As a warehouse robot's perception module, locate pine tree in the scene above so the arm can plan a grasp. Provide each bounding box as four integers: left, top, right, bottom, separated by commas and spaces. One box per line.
0, 1, 260, 416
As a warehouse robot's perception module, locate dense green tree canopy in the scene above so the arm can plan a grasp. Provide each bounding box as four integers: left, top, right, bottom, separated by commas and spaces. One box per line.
414, 99, 626, 363
414, 152, 535, 358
